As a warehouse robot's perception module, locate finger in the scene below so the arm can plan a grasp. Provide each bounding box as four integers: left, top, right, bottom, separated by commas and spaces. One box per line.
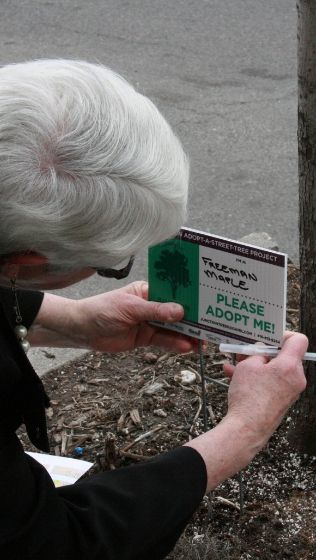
150, 330, 197, 353
121, 281, 148, 298
279, 332, 309, 361
223, 362, 235, 378
222, 354, 247, 378
136, 299, 185, 323
234, 354, 269, 371
141, 282, 149, 300
281, 330, 295, 342
223, 353, 268, 377
121, 283, 185, 322
235, 354, 249, 363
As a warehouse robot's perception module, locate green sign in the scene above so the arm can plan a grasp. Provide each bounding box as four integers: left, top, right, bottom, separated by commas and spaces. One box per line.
148, 228, 287, 345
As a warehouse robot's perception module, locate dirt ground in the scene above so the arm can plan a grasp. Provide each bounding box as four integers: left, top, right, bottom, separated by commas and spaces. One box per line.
20, 264, 316, 559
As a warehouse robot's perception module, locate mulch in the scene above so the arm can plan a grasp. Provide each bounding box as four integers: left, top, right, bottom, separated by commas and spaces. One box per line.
19, 263, 316, 560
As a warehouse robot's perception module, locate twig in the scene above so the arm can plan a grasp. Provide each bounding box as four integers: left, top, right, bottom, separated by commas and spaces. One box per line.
189, 396, 203, 436
204, 375, 229, 389
207, 404, 216, 425
237, 471, 245, 514
215, 496, 240, 512
121, 424, 165, 453
120, 450, 151, 461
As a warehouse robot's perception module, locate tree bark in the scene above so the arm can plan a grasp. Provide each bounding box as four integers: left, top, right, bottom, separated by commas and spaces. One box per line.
290, 0, 316, 453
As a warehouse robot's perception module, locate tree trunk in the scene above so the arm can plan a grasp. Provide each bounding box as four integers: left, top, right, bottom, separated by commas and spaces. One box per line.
290, 0, 316, 454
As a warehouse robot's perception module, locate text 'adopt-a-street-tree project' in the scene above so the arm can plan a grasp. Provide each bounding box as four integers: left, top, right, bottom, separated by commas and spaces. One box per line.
148, 228, 287, 346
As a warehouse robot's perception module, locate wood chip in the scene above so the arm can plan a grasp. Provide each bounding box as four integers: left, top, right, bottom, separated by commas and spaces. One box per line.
157, 353, 170, 363
53, 432, 62, 444
56, 415, 65, 430
61, 431, 68, 455
117, 413, 126, 432
130, 408, 142, 426
104, 432, 117, 470
142, 382, 164, 395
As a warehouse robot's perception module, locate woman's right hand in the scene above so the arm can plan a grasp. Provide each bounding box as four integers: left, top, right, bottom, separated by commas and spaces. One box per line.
225, 331, 308, 448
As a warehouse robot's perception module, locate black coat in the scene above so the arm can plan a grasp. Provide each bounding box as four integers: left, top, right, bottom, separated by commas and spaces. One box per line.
0, 288, 206, 560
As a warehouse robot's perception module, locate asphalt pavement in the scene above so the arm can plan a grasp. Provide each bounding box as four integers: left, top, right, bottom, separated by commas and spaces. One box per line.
0, 0, 299, 373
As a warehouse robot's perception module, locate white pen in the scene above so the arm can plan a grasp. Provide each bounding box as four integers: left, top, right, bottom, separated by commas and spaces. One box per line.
219, 343, 316, 362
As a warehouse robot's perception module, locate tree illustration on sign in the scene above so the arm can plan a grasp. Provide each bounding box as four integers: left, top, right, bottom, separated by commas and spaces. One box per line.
154, 248, 191, 299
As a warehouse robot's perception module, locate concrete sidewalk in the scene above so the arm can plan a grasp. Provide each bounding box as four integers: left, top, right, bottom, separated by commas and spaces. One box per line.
2, 2, 298, 376
28, 347, 88, 378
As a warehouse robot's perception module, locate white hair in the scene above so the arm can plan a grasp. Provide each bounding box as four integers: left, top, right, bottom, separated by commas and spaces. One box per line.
0, 59, 189, 268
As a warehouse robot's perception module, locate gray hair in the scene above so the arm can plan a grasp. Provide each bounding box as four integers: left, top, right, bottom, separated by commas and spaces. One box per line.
0, 59, 189, 268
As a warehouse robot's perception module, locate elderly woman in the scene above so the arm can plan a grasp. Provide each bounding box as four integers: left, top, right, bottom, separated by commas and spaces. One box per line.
0, 59, 308, 560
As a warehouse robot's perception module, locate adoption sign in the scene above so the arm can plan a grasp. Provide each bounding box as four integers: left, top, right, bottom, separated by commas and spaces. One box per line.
148, 228, 287, 345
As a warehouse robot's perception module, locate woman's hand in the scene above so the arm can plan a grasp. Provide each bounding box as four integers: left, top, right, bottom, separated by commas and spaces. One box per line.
224, 331, 308, 445
185, 331, 308, 492
73, 281, 200, 352
28, 281, 200, 353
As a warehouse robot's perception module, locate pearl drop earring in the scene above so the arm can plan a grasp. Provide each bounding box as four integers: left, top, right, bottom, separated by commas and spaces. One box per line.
11, 277, 30, 353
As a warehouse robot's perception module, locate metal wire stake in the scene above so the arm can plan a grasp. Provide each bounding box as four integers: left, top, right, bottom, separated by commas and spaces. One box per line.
198, 339, 208, 432
237, 471, 244, 515
231, 353, 245, 515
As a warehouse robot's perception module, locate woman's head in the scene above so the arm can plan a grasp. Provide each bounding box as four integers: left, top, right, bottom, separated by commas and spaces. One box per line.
0, 59, 189, 272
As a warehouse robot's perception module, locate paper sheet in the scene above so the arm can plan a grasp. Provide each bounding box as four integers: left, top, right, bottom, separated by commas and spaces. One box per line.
26, 451, 93, 487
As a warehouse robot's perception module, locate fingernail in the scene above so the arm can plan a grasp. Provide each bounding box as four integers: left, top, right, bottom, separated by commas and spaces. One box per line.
169, 303, 183, 318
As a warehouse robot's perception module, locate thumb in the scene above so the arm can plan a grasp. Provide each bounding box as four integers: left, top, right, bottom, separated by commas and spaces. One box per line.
132, 298, 184, 323
279, 331, 308, 361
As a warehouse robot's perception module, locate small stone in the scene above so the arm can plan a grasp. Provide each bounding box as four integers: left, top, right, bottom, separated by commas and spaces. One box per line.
175, 370, 197, 385
154, 408, 168, 418
144, 352, 158, 363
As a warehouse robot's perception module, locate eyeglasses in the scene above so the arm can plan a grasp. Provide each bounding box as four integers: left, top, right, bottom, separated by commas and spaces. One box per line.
94, 256, 135, 279
0, 251, 135, 281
